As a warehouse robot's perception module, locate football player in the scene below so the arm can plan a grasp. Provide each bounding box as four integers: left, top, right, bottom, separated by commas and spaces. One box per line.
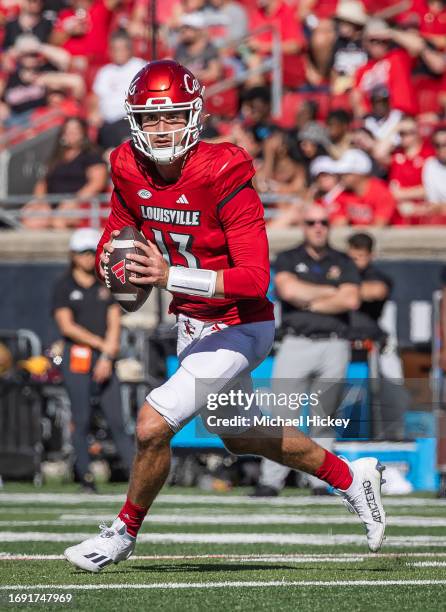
64, 60, 386, 572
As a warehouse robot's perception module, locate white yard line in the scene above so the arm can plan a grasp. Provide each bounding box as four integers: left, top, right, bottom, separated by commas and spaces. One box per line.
2, 552, 446, 561
1, 493, 445, 507
1, 514, 446, 528
0, 554, 364, 563
1, 532, 446, 547
1, 580, 446, 591
409, 561, 446, 567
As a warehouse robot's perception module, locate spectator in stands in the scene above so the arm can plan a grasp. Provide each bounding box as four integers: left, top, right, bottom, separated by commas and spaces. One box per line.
246, 0, 306, 88
347, 232, 392, 347
420, 0, 446, 50
52, 228, 134, 493
166, 0, 207, 30
334, 148, 397, 225
240, 86, 276, 142
308, 155, 346, 223
51, 0, 122, 68
375, 115, 435, 223
21, 117, 107, 229
2, 0, 53, 50
256, 130, 306, 228
207, 0, 248, 47
289, 121, 331, 183
0, 34, 85, 127
230, 123, 264, 166
174, 12, 223, 84
363, 86, 403, 143
90, 31, 145, 151
421, 127, 446, 222
352, 18, 417, 118
351, 125, 386, 178
330, 1, 368, 96
347, 231, 406, 438
326, 109, 353, 159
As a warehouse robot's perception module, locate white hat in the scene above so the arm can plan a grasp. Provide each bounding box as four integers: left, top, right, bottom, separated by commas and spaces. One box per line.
180, 12, 207, 29
69, 228, 101, 252
364, 18, 392, 38
310, 156, 339, 177
335, 1, 368, 27
335, 149, 372, 175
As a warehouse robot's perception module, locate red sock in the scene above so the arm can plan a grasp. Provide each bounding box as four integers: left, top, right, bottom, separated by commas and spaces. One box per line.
314, 450, 353, 490
118, 497, 148, 537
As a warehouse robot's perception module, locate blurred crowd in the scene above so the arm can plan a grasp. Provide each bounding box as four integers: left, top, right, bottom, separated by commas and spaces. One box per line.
2, 0, 446, 227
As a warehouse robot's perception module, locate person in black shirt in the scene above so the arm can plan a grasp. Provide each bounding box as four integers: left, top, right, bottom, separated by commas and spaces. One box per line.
347, 232, 392, 344
2, 0, 53, 50
21, 117, 107, 230
52, 228, 134, 492
253, 204, 360, 496
347, 232, 406, 440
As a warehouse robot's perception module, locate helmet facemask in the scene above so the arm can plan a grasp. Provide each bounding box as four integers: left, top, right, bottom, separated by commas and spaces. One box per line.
125, 97, 203, 165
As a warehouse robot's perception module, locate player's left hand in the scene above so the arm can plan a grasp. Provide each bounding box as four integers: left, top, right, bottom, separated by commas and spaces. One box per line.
126, 240, 169, 288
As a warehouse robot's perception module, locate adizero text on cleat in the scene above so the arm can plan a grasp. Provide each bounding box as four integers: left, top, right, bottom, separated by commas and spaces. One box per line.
339, 457, 386, 552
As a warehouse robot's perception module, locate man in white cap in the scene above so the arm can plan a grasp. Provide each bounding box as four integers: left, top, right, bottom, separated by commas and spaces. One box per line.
308, 155, 348, 223
52, 228, 135, 492
334, 148, 396, 225
174, 12, 223, 84
332, 1, 368, 93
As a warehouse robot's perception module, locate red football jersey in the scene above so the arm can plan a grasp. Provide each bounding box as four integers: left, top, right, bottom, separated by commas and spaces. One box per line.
97, 140, 274, 325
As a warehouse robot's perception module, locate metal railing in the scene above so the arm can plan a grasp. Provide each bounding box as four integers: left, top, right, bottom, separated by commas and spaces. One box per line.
0, 191, 300, 228
0, 194, 111, 230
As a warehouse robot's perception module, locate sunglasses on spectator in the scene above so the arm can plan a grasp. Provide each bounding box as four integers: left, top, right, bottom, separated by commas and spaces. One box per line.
304, 219, 329, 227
366, 38, 387, 44
434, 141, 446, 149
399, 130, 417, 137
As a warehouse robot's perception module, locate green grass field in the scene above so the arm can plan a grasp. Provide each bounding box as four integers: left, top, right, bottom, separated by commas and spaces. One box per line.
1, 483, 446, 611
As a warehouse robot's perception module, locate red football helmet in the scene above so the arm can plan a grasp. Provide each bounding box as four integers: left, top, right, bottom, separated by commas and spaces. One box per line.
125, 60, 204, 165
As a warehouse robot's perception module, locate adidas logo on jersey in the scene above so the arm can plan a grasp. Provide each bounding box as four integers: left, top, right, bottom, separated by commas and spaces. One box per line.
111, 260, 126, 285
176, 194, 189, 204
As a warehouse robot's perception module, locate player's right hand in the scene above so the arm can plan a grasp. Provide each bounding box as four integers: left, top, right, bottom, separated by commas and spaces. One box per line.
99, 230, 120, 278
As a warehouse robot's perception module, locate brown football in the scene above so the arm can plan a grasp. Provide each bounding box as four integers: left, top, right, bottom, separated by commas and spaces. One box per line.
102, 226, 152, 312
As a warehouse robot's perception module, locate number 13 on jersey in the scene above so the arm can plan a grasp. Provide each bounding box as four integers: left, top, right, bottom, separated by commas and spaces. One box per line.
151, 229, 199, 269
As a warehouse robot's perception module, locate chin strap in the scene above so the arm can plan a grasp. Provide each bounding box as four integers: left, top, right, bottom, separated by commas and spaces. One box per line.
167, 266, 217, 298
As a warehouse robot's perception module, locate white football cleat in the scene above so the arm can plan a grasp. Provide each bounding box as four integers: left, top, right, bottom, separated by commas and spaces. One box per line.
339, 457, 386, 552
64, 518, 135, 573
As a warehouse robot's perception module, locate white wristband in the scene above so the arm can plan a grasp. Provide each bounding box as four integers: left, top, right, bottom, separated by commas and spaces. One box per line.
167, 266, 217, 298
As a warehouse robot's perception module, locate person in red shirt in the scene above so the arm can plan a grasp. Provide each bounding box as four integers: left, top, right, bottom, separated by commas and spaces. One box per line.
375, 115, 435, 224
51, 0, 121, 67
308, 155, 347, 223
62, 60, 386, 573
420, 0, 446, 49
246, 0, 306, 87
352, 18, 417, 117
333, 148, 396, 225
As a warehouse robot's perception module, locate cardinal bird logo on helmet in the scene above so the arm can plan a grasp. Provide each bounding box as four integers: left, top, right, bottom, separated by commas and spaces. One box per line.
125, 60, 204, 165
